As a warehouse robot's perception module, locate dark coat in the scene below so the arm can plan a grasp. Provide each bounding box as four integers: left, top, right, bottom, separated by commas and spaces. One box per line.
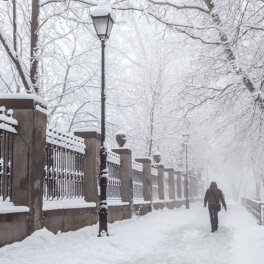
204, 182, 226, 209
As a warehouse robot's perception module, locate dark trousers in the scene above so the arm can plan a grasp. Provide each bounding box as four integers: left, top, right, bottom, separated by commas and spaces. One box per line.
208, 204, 219, 230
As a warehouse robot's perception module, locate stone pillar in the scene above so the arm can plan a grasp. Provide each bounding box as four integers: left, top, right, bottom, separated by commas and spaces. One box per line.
0, 96, 47, 233
193, 177, 197, 197
175, 171, 181, 198
194, 177, 197, 197
165, 168, 175, 200
183, 173, 187, 198
74, 130, 100, 204
189, 176, 192, 198
112, 148, 133, 216
157, 164, 164, 200
135, 158, 152, 201
195, 177, 199, 197
189, 176, 194, 198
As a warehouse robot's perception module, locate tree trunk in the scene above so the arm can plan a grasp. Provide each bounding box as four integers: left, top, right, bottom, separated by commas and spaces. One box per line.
148, 106, 155, 157
30, 0, 40, 94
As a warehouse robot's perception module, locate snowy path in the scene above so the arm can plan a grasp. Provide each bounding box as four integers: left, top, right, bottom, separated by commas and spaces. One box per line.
1, 202, 264, 264
127, 206, 233, 264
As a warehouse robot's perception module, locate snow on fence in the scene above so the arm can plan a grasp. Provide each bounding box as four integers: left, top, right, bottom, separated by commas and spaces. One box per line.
44, 128, 85, 201
164, 171, 170, 201
107, 151, 121, 200
0, 107, 17, 202
151, 167, 159, 200
132, 161, 144, 200
241, 198, 264, 225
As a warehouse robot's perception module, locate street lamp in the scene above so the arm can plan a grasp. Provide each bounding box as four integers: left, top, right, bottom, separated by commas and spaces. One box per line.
183, 134, 190, 209
91, 1, 116, 237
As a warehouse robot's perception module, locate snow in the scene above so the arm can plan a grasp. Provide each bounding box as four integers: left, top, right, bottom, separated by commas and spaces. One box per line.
35, 105, 47, 115
43, 199, 96, 210
0, 123, 17, 134
107, 200, 129, 206
1, 202, 264, 264
133, 200, 151, 205
0, 201, 29, 214
107, 150, 120, 165
73, 127, 101, 134
132, 161, 143, 172
0, 106, 18, 133
46, 128, 85, 154
152, 199, 164, 203
0, 107, 18, 126
177, 197, 188, 201
0, 94, 48, 107
91, 0, 116, 22
164, 199, 175, 202
116, 130, 127, 136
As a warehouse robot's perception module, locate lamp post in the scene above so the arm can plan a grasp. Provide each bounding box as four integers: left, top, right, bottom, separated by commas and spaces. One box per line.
91, 1, 115, 237
183, 134, 190, 209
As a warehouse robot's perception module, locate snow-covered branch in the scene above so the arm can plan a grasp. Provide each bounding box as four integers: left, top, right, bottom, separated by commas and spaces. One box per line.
0, 29, 31, 92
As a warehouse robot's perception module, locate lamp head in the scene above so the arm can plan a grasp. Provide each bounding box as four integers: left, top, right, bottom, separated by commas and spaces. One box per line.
91, 1, 116, 41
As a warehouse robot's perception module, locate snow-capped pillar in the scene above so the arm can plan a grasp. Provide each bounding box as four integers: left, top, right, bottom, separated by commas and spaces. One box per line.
135, 158, 152, 202
0, 95, 47, 233
175, 171, 182, 198
112, 148, 133, 216
165, 168, 175, 200
157, 164, 165, 201
74, 130, 100, 204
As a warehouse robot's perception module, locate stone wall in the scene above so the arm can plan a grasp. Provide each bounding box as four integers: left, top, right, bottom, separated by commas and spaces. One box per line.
0, 96, 205, 247
0, 212, 29, 247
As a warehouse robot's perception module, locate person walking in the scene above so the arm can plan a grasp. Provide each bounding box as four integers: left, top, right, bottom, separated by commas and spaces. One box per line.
204, 182, 227, 232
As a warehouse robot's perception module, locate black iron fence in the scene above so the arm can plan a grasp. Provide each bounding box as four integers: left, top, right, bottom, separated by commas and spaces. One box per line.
241, 198, 264, 225
151, 167, 159, 200
132, 162, 144, 200
107, 151, 121, 200
44, 129, 85, 201
0, 107, 17, 202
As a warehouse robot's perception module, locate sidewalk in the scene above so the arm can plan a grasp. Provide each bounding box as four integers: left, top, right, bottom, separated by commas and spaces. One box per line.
1, 202, 264, 264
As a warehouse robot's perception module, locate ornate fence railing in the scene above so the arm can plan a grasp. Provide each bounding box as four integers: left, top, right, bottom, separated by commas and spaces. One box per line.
0, 107, 17, 202
164, 171, 170, 200
241, 198, 264, 225
151, 167, 159, 200
107, 151, 121, 200
44, 128, 85, 201
132, 161, 144, 200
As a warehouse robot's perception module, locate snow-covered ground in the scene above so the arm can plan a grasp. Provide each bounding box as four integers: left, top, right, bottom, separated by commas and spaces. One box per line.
1, 202, 264, 264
